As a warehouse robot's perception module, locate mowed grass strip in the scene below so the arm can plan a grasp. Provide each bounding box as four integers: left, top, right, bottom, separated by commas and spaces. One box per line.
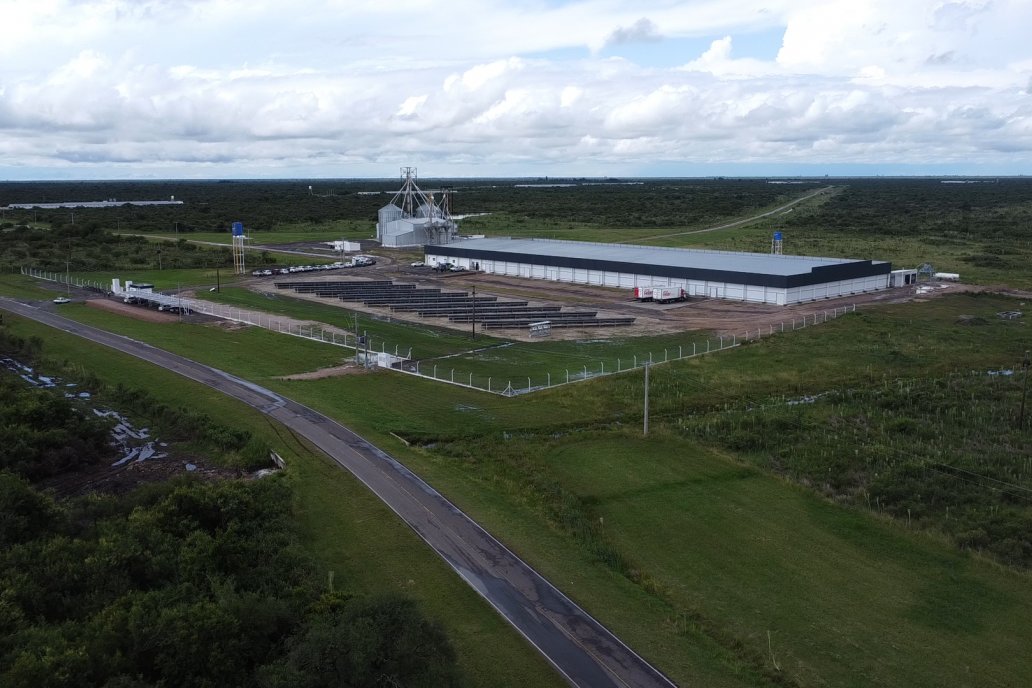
1, 312, 565, 688
54, 303, 347, 380
201, 287, 717, 391
0, 273, 67, 299
198, 286, 498, 359
544, 433, 1032, 688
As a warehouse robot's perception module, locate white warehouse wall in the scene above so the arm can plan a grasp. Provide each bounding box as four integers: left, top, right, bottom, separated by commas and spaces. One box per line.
424, 252, 887, 306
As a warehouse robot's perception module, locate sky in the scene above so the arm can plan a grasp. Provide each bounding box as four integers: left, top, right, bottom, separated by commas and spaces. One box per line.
1, 0, 1030, 179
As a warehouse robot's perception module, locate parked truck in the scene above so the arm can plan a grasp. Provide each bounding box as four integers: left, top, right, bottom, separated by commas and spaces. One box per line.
653, 287, 687, 304
633, 286, 654, 301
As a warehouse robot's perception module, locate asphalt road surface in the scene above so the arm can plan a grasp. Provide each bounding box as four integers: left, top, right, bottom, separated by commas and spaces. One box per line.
1, 297, 677, 688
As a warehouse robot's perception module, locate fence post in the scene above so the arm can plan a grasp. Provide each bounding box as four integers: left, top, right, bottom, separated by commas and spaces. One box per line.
451, 369, 454, 382
488, 377, 491, 392
679, 345, 682, 359
601, 362, 605, 374
633, 355, 637, 367
583, 364, 587, 378
469, 371, 473, 386
566, 369, 570, 383
693, 342, 696, 356
547, 372, 551, 387
664, 349, 668, 362
433, 364, 437, 379
618, 358, 621, 372
527, 377, 531, 391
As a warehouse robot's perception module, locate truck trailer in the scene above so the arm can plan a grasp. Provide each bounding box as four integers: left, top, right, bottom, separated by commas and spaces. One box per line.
653, 287, 687, 303
633, 286, 687, 303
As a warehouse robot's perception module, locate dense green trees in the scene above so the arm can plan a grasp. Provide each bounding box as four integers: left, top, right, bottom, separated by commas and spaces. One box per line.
0, 325, 462, 686
0, 376, 112, 480
0, 224, 235, 273
0, 474, 462, 687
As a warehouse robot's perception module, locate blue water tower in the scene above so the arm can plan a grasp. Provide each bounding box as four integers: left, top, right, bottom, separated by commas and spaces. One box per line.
773, 231, 783, 241
232, 221, 244, 236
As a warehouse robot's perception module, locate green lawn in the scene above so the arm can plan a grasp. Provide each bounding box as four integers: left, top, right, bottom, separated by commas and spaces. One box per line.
198, 286, 500, 359
0, 273, 64, 299
198, 287, 720, 387
545, 433, 1032, 688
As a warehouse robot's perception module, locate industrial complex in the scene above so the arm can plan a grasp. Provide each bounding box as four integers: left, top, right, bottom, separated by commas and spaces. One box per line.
425, 237, 895, 306
376, 167, 458, 247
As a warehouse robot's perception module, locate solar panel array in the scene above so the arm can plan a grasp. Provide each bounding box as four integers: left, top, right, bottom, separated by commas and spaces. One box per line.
275, 280, 634, 329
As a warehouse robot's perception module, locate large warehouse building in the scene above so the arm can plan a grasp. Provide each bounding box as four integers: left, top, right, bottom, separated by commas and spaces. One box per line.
425, 238, 892, 306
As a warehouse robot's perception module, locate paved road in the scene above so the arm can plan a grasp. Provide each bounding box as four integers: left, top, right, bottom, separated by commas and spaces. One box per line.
1, 297, 677, 688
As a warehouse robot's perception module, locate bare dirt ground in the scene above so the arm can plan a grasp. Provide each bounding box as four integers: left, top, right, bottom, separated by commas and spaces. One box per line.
275, 363, 371, 380
87, 298, 178, 323
40, 451, 246, 499
255, 261, 989, 341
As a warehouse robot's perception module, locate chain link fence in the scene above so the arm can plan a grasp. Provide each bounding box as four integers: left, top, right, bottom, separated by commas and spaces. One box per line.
21, 266, 854, 396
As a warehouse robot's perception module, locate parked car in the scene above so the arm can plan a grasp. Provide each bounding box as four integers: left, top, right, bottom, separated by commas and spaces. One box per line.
410, 261, 425, 267
52, 296, 71, 304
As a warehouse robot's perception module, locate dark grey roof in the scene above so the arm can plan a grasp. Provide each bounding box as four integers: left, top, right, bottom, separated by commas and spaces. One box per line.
438, 238, 885, 277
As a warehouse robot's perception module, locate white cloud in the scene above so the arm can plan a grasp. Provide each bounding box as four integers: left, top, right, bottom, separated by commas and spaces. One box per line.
0, 0, 1029, 177
605, 18, 664, 48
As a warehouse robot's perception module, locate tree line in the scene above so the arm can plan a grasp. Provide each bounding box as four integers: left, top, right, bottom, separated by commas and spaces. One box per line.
0, 322, 463, 687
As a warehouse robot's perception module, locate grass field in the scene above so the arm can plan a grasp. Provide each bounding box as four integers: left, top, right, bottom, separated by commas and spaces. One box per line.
0, 313, 565, 688
0, 273, 64, 299
544, 432, 1031, 688
200, 286, 720, 388
196, 286, 501, 359
15, 289, 1031, 686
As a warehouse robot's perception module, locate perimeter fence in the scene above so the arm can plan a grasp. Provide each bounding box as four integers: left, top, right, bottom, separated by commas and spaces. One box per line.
19, 266, 109, 292
20, 266, 854, 397
394, 304, 857, 396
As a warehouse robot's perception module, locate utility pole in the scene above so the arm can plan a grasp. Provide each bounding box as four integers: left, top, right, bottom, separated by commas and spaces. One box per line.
354, 313, 360, 365
1020, 350, 1031, 428
643, 361, 651, 436
471, 285, 476, 340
